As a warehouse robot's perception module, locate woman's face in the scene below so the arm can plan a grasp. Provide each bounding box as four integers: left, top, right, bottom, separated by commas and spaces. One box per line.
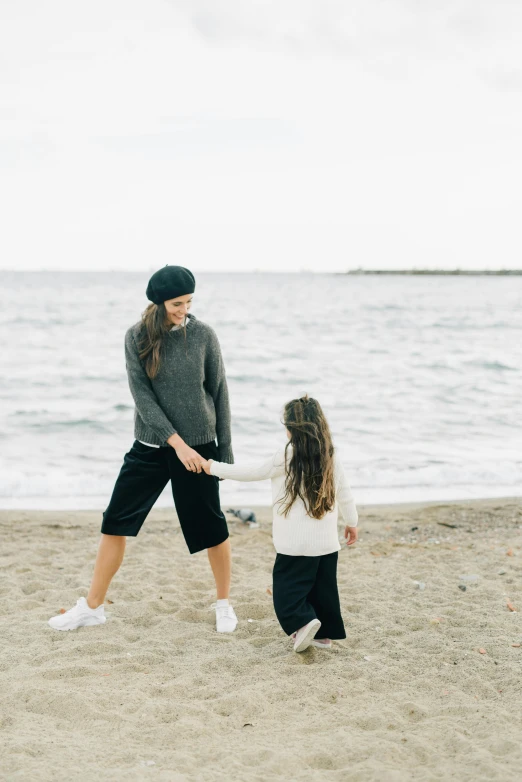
164, 294, 193, 325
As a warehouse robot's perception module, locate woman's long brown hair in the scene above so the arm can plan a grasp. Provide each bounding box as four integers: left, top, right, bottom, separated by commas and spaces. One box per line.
137, 303, 188, 379
277, 394, 336, 519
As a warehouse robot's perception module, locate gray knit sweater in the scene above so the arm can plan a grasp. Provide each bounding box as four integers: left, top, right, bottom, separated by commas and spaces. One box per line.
124, 313, 234, 463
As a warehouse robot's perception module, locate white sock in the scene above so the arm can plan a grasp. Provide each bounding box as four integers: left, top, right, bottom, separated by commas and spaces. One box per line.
216, 598, 229, 607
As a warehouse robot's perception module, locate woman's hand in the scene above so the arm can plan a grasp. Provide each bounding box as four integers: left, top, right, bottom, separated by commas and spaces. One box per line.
167, 434, 203, 473
344, 526, 358, 546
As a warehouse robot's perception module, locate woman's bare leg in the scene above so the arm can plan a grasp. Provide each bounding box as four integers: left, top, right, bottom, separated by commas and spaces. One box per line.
207, 538, 231, 600
87, 534, 126, 608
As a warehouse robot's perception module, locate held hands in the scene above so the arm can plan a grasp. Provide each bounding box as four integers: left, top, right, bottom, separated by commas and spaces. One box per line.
201, 458, 223, 480
168, 435, 204, 473
344, 526, 358, 546
176, 443, 204, 472
201, 459, 213, 475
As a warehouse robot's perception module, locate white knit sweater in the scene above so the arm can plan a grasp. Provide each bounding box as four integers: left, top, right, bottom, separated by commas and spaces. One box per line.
210, 445, 358, 556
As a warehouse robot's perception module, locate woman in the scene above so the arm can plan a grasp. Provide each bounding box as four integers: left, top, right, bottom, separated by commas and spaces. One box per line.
48, 265, 237, 633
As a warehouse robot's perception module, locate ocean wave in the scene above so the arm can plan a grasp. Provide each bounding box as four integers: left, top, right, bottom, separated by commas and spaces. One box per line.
26, 419, 110, 432
229, 374, 278, 384
12, 409, 50, 417
4, 316, 66, 326
468, 360, 518, 372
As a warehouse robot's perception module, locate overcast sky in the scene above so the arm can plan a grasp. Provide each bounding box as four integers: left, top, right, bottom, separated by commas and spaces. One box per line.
1, 0, 521, 272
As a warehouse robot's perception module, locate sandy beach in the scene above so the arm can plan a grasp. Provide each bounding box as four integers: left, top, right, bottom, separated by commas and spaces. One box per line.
1, 498, 521, 781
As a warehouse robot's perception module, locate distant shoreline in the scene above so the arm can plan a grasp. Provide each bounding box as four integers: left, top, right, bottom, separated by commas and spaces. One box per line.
2, 269, 522, 276
342, 269, 522, 276
2, 496, 520, 514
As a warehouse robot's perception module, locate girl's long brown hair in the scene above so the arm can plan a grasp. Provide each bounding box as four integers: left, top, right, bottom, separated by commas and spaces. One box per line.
138, 303, 188, 379
277, 394, 336, 519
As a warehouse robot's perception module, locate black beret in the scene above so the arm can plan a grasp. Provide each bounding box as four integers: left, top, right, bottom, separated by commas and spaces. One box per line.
146, 266, 196, 305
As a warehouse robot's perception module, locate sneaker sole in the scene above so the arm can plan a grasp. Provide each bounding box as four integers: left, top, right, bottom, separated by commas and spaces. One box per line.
311, 641, 332, 649
216, 621, 238, 633
48, 615, 106, 632
293, 619, 322, 653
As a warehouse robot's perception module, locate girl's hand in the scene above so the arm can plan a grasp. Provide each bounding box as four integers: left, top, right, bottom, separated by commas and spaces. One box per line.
344, 526, 358, 546
202, 459, 214, 475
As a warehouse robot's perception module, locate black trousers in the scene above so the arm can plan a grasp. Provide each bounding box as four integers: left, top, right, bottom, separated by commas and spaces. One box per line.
100, 440, 229, 555
272, 551, 346, 640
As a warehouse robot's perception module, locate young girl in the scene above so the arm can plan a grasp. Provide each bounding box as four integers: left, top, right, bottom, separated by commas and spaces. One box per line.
202, 395, 358, 652
49, 265, 238, 634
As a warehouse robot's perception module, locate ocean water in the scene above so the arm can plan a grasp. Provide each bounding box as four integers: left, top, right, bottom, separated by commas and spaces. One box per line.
1, 271, 521, 510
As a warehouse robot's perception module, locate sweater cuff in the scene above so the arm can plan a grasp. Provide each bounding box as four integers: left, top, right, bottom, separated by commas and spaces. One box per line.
158, 427, 178, 446
217, 444, 234, 464
343, 509, 358, 527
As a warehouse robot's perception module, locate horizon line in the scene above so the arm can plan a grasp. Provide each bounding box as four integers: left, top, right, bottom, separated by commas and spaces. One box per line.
2, 268, 522, 276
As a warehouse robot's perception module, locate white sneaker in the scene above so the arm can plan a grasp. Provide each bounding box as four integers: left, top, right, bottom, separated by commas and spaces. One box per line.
213, 602, 238, 633
48, 597, 106, 631
311, 638, 332, 649
293, 618, 321, 653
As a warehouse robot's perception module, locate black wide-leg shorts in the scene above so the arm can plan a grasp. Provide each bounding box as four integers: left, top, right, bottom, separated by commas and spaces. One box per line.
100, 440, 229, 554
